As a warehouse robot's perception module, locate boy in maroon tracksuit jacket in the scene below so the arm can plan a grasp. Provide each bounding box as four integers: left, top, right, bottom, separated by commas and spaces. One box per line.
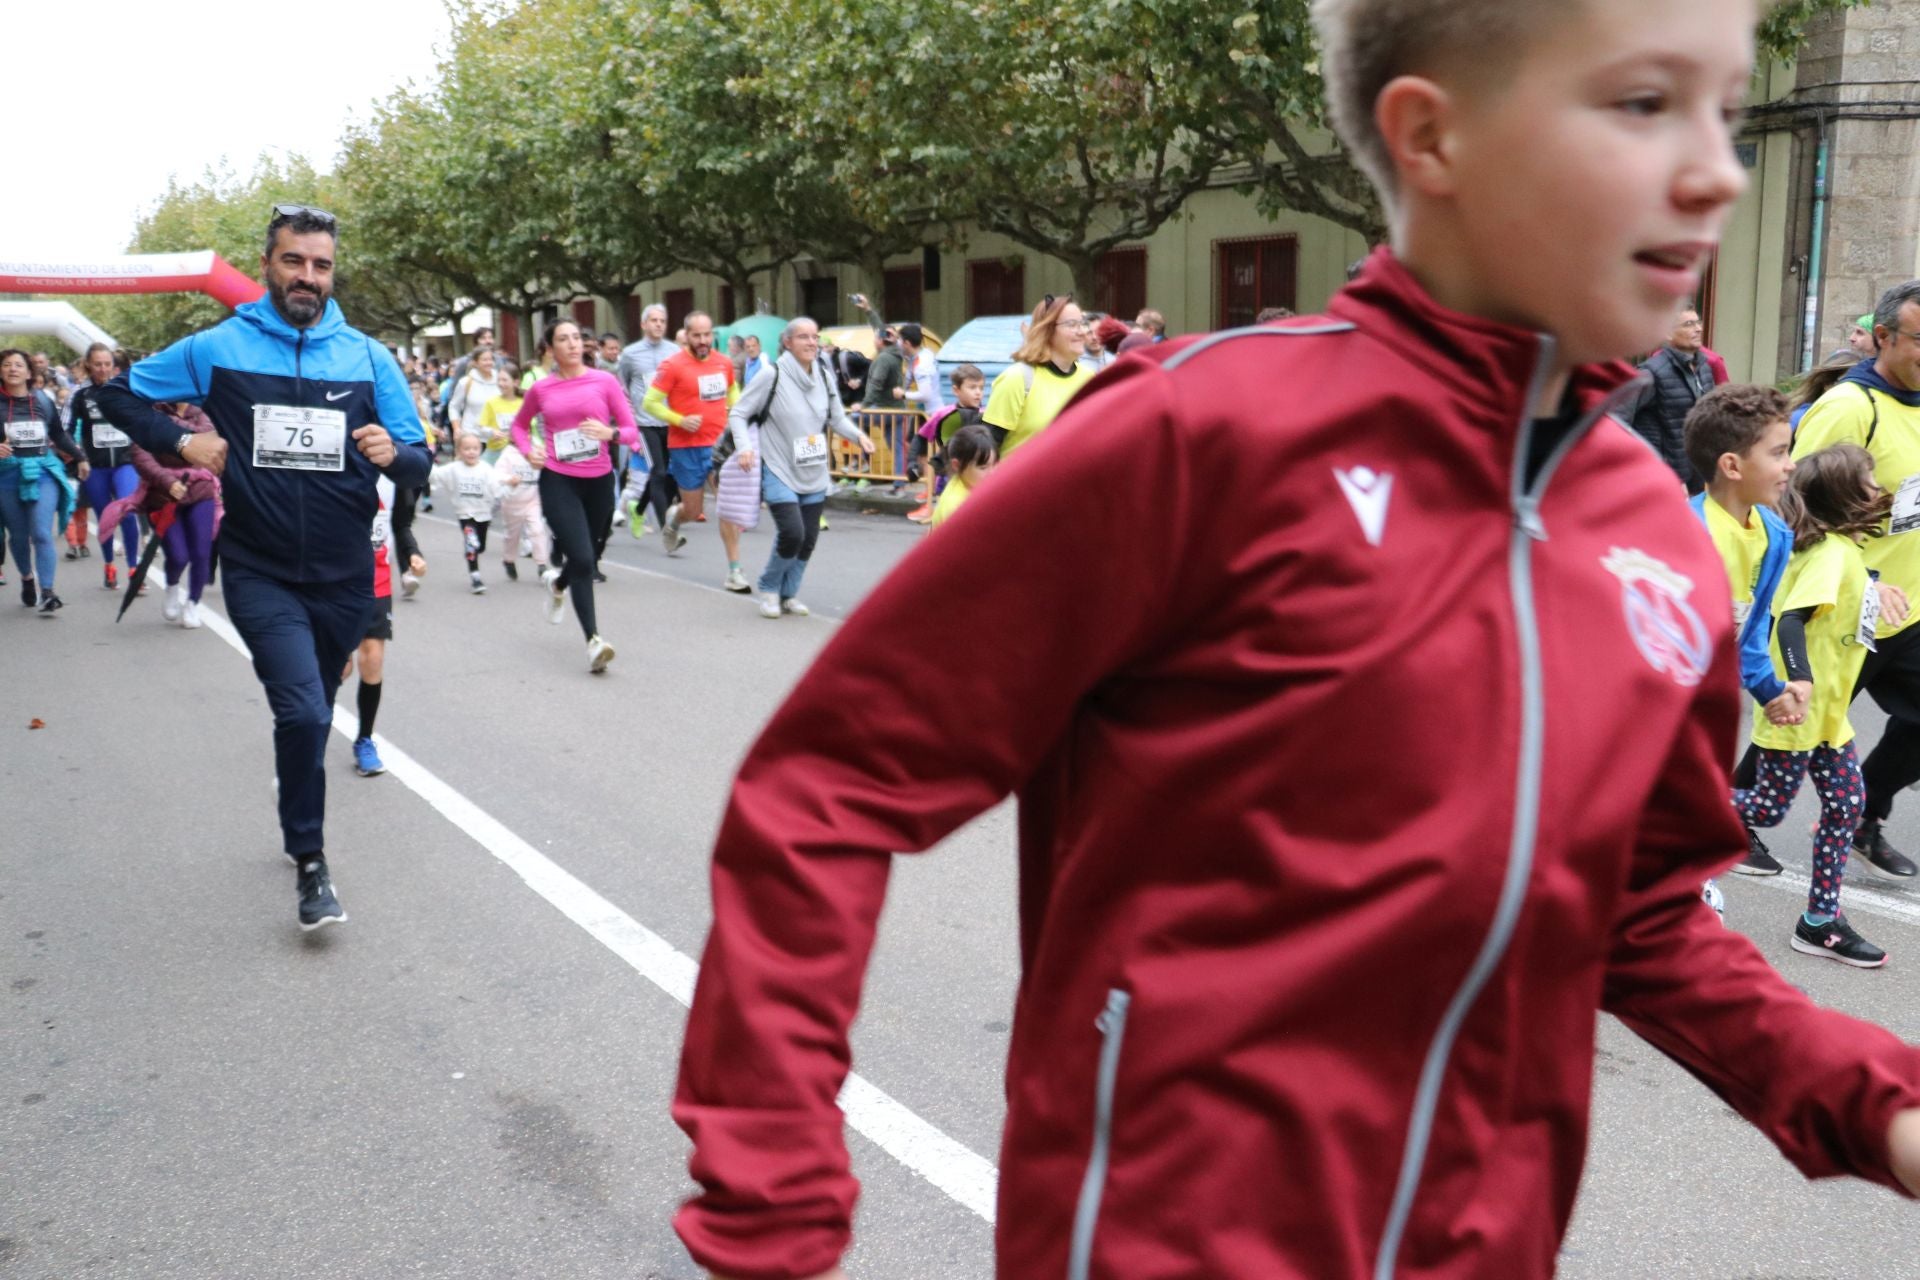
674, 2, 1920, 1277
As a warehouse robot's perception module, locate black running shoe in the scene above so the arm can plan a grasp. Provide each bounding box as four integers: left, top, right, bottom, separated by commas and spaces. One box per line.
1852, 820, 1918, 878
1791, 914, 1887, 968
296, 858, 347, 931
592, 568, 608, 583
36, 592, 62, 616
503, 560, 517, 581
19, 577, 35, 607
1732, 825, 1783, 876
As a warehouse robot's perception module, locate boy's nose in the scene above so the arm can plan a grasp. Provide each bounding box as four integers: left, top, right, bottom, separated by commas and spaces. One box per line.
1676, 120, 1748, 212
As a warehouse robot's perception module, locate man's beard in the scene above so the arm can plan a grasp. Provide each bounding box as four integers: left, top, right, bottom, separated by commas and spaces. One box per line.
272, 279, 327, 325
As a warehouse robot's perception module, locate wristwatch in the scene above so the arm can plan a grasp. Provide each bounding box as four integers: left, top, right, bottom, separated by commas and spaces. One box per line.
176, 432, 194, 454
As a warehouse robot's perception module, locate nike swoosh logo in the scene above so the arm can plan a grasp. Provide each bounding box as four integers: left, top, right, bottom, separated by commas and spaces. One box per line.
325, 390, 351, 402
1333, 466, 1393, 547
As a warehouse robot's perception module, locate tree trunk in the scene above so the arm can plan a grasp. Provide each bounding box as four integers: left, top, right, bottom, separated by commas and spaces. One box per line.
727, 271, 756, 323
858, 250, 887, 320
1064, 251, 1100, 312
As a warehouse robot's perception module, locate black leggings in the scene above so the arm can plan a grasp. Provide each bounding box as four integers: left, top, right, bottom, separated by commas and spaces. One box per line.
769, 499, 824, 562
639, 425, 677, 524
390, 485, 421, 568
459, 517, 490, 571
539, 469, 615, 640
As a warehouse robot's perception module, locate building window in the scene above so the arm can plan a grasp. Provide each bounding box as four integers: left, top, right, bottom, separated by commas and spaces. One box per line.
718, 285, 737, 326
1695, 254, 1718, 350
968, 259, 1027, 318
665, 288, 695, 336
1215, 236, 1299, 330
885, 266, 924, 322
571, 299, 596, 332
1094, 248, 1147, 322
498, 311, 520, 361
801, 276, 841, 326
624, 296, 642, 341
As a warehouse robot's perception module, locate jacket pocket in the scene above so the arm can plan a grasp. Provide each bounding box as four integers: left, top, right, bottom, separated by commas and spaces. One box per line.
1068, 988, 1131, 1280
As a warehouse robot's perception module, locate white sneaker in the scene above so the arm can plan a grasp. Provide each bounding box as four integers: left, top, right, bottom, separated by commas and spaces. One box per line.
180, 599, 202, 629
781, 599, 810, 617
469, 572, 487, 595
162, 581, 186, 622
542, 569, 566, 625
587, 634, 615, 673
401, 571, 420, 600
758, 591, 782, 619
663, 503, 686, 555
724, 566, 751, 592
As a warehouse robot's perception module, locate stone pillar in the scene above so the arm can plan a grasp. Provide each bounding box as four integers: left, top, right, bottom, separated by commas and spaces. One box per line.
1802, 0, 1920, 354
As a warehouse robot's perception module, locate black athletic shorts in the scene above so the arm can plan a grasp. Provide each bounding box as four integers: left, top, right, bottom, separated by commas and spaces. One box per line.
363, 595, 394, 643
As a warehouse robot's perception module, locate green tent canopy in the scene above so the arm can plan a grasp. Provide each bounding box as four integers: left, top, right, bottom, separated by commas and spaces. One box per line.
713, 314, 789, 356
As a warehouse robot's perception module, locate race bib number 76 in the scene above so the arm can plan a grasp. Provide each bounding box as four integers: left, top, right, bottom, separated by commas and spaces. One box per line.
253, 404, 347, 472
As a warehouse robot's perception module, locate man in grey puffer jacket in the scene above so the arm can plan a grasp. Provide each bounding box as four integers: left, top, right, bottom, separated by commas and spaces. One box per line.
1624, 307, 1713, 491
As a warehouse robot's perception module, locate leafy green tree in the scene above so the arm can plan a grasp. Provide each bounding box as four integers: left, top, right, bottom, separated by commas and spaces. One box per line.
747, 0, 1224, 302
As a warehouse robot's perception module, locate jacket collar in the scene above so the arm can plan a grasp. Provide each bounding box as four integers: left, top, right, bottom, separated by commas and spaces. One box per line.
1328, 248, 1640, 428
234, 294, 346, 345
1843, 359, 1920, 409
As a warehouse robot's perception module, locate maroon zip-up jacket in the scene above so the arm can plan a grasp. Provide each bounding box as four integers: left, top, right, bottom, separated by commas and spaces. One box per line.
674, 252, 1920, 1279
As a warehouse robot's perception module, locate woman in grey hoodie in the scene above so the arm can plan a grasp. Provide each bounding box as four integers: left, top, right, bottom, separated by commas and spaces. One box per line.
727, 318, 873, 618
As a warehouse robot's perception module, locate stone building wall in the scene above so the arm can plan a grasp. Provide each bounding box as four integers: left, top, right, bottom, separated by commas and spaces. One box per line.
1798, 0, 1920, 344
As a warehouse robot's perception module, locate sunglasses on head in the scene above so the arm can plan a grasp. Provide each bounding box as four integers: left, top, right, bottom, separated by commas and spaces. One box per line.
270, 203, 337, 227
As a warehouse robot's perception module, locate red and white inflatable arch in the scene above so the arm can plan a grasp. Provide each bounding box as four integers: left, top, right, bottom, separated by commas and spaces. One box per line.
0, 301, 118, 353
0, 251, 265, 310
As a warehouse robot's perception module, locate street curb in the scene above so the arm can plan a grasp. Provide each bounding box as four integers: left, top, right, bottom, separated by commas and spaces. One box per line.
825, 487, 923, 517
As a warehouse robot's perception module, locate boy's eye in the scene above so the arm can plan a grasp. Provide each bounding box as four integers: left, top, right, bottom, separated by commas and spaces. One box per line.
1616, 93, 1666, 117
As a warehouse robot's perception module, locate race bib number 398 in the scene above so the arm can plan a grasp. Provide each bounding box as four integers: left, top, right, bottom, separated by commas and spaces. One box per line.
253, 404, 347, 472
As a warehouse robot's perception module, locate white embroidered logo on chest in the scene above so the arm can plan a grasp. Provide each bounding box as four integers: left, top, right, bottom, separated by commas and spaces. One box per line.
1334, 466, 1393, 547
1602, 547, 1712, 688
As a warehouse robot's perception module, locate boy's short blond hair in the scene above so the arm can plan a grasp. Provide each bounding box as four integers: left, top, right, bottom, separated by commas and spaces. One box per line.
1312, 0, 1575, 202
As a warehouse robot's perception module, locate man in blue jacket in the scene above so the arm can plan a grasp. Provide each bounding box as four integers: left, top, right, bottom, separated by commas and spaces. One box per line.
99, 205, 432, 931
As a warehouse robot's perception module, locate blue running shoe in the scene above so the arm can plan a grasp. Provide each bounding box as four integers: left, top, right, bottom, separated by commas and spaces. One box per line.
353, 737, 385, 777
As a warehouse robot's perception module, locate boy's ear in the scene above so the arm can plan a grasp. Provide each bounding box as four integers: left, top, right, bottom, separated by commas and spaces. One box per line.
1374, 75, 1460, 199
1717, 451, 1742, 482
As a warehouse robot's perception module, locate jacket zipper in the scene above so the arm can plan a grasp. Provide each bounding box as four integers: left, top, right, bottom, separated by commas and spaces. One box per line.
1372, 343, 1639, 1278
1067, 988, 1131, 1280
295, 330, 308, 577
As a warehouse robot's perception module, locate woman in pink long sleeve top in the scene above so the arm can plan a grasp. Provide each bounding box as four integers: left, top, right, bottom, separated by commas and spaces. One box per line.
510, 319, 639, 672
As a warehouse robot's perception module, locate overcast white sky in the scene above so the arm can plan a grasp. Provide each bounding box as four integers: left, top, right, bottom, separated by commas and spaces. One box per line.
10, 0, 452, 259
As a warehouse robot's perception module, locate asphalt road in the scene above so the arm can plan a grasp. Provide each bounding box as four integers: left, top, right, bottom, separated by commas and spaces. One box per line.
8, 506, 1920, 1279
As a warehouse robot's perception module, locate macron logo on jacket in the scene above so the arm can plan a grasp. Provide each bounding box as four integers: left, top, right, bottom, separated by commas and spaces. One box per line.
1334, 465, 1393, 547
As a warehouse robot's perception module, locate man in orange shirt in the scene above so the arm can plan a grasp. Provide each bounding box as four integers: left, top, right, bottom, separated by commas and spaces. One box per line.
641, 311, 738, 554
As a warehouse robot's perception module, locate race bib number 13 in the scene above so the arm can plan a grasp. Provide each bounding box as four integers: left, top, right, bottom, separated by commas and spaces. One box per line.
253, 404, 347, 472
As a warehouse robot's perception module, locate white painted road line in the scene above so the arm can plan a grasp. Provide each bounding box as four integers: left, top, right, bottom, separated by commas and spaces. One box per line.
1743, 866, 1920, 928
196, 601, 1001, 1223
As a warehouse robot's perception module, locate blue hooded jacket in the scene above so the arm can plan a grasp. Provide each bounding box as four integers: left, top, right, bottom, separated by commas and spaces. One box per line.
97, 295, 430, 585
1689, 492, 1792, 705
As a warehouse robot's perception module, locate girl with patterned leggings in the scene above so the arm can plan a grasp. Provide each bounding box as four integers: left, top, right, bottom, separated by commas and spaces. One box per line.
1735, 444, 1911, 968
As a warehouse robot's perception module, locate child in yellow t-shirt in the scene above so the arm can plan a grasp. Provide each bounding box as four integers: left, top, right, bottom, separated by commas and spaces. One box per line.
1735, 444, 1911, 967
477, 366, 524, 462
929, 423, 995, 530
1684, 384, 1796, 883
